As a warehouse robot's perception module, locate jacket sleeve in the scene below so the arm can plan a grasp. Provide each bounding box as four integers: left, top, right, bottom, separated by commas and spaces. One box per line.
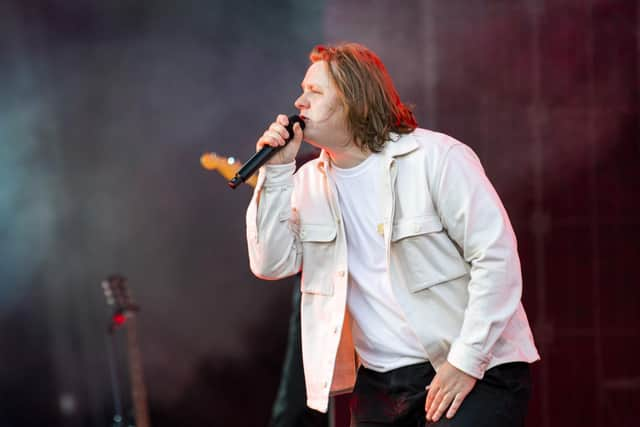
432, 143, 523, 379
246, 162, 303, 280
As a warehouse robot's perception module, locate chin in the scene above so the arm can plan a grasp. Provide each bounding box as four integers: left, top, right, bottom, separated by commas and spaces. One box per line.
301, 128, 317, 144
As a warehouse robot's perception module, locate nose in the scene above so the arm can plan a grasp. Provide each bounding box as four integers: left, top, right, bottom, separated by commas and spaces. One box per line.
294, 93, 308, 111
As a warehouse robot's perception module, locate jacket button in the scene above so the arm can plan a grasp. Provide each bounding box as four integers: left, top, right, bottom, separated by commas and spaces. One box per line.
333, 326, 339, 334
323, 381, 328, 389
337, 270, 345, 277
414, 223, 421, 232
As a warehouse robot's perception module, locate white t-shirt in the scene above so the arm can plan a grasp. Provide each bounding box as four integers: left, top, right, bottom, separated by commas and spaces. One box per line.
329, 153, 428, 372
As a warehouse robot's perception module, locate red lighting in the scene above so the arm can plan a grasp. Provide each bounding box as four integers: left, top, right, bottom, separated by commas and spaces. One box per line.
112, 313, 126, 326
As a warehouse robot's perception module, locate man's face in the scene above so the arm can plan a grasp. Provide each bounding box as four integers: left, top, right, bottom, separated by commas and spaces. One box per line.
294, 61, 349, 148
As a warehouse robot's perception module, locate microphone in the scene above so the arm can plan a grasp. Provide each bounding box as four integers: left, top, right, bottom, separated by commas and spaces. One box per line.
228, 115, 305, 189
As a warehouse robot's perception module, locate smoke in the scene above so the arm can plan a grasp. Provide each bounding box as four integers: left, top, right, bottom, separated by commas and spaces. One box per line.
0, 48, 60, 312
0, 0, 323, 416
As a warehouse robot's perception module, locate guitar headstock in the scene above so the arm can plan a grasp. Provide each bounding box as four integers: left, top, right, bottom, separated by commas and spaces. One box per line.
101, 274, 140, 333
200, 152, 238, 171
200, 152, 257, 188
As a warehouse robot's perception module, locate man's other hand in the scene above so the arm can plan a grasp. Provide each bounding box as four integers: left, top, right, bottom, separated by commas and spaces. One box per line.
425, 361, 477, 422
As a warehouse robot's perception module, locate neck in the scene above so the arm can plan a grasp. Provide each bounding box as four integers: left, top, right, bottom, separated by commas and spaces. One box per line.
327, 142, 370, 169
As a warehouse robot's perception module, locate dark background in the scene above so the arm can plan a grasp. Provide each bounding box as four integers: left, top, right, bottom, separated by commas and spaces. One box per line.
1, 1, 638, 426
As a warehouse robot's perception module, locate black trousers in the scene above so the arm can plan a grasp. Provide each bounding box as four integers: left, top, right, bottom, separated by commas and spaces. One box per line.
350, 361, 531, 427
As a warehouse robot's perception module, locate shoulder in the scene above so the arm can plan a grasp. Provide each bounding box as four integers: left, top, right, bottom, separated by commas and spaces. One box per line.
387, 128, 467, 163
389, 129, 485, 183
411, 129, 482, 164
408, 128, 465, 155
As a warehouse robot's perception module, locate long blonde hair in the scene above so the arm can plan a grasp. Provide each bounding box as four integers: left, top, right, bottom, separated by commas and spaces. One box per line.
309, 43, 417, 152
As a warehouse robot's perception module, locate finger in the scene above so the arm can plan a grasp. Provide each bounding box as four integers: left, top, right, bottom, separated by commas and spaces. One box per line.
426, 387, 444, 421
257, 131, 284, 149
424, 384, 435, 413
446, 393, 465, 419
276, 114, 289, 126
431, 392, 453, 422
257, 135, 277, 150
266, 129, 287, 145
292, 122, 303, 142
268, 122, 290, 140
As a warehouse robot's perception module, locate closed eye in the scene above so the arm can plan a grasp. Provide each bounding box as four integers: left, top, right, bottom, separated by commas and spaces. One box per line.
301, 84, 323, 95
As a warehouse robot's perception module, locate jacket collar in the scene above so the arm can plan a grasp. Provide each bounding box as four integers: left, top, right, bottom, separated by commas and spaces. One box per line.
382, 132, 419, 158
316, 131, 419, 172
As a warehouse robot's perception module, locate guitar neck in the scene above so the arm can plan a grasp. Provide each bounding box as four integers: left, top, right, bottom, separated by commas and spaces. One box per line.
200, 153, 258, 188
125, 317, 151, 427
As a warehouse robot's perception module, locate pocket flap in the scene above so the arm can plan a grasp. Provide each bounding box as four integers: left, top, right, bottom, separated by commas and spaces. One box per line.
300, 223, 337, 242
391, 215, 443, 242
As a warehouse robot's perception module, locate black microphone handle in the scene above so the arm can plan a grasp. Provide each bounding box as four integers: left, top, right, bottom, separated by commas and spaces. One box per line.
228, 115, 305, 189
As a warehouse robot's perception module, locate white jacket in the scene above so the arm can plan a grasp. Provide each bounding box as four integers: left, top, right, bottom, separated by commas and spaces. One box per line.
246, 128, 540, 413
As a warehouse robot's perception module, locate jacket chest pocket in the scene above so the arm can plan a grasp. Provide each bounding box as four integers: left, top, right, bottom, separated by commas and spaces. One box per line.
390, 215, 469, 292
300, 223, 337, 296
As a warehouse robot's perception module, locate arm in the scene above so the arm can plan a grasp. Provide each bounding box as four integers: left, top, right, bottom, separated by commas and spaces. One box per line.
434, 143, 522, 378
426, 142, 522, 421
246, 162, 302, 279
246, 114, 305, 280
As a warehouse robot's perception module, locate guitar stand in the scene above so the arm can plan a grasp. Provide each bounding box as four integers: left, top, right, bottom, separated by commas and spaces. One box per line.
105, 333, 125, 427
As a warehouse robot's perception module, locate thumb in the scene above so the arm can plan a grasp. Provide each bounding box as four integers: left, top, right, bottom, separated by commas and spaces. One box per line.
292, 122, 304, 145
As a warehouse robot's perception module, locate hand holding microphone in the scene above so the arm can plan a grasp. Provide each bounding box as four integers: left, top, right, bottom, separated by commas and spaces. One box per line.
228, 114, 305, 188
259, 114, 305, 165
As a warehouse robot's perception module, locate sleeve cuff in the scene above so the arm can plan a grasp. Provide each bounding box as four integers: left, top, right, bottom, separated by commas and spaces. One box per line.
261, 162, 296, 187
447, 340, 492, 379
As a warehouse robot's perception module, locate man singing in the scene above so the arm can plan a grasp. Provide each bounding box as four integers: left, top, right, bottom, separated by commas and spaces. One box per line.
246, 43, 539, 426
